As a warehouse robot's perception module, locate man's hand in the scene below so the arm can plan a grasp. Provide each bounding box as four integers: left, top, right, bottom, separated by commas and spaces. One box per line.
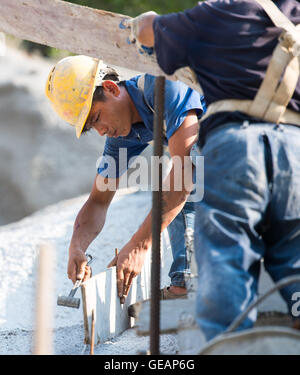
120, 11, 157, 52
107, 239, 149, 303
68, 249, 92, 284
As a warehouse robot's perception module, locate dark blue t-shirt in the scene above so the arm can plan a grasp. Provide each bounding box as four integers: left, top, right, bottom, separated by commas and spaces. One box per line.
153, 0, 300, 146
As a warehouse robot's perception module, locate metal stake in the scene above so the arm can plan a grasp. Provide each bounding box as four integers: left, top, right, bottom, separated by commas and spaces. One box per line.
150, 76, 165, 355
90, 309, 95, 355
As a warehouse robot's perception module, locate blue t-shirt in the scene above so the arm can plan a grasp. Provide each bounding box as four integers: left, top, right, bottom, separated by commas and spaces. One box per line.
153, 0, 300, 146
97, 74, 205, 178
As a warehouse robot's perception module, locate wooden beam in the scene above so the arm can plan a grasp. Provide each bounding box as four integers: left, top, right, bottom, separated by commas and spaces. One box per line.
0, 0, 201, 92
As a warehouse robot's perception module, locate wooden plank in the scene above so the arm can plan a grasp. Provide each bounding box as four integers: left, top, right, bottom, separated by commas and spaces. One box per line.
0, 0, 201, 92
81, 250, 152, 344
33, 243, 55, 355
136, 298, 195, 336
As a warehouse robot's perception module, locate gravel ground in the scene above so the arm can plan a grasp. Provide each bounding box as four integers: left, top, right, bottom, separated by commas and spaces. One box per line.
0, 189, 176, 355
0, 325, 178, 355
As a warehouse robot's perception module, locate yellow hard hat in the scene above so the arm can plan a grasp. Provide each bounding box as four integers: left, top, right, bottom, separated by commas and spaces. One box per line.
45, 55, 110, 138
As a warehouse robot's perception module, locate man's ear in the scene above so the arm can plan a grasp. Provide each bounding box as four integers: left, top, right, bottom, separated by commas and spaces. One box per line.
102, 80, 120, 96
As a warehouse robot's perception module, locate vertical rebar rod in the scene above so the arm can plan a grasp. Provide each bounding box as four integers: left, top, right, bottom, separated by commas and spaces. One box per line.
90, 309, 95, 355
150, 76, 165, 355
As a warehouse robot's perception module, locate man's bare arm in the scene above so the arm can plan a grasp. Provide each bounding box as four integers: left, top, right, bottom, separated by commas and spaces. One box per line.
68, 175, 118, 283
115, 110, 199, 297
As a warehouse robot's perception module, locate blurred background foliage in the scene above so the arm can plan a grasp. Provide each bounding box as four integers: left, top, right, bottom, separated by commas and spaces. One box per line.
20, 0, 200, 58
69, 0, 199, 16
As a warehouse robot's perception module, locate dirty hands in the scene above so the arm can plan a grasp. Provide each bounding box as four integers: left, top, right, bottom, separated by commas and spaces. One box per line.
107, 240, 148, 303
68, 249, 92, 284
120, 11, 157, 55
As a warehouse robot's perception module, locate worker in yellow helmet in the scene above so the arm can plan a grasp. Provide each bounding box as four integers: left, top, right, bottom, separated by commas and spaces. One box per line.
45, 54, 206, 303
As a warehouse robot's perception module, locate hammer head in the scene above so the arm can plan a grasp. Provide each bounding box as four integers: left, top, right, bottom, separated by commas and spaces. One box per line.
57, 295, 80, 309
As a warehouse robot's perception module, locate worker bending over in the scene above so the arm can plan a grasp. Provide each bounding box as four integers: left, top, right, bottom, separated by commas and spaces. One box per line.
45, 56, 205, 301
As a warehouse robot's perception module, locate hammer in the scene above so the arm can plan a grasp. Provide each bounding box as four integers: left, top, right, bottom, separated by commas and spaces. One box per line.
57, 253, 93, 309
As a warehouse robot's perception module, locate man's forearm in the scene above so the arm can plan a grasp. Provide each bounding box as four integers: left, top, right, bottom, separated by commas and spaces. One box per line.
133, 190, 189, 245
69, 198, 108, 254
132, 165, 193, 249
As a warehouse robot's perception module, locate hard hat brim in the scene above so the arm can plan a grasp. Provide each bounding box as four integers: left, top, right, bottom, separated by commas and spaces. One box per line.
74, 61, 102, 139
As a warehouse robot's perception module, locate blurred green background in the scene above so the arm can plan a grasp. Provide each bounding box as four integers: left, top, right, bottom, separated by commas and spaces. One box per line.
20, 0, 200, 58
69, 0, 198, 16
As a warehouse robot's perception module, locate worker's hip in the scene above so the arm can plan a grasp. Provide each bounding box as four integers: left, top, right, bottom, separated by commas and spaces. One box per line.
197, 120, 300, 220
201, 120, 300, 149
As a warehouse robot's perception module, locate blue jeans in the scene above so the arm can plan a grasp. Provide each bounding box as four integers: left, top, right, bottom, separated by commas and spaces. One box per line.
194, 121, 300, 341
167, 201, 195, 287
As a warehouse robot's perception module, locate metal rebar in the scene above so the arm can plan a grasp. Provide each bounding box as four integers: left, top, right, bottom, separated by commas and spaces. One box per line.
150, 76, 165, 355
90, 309, 95, 355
